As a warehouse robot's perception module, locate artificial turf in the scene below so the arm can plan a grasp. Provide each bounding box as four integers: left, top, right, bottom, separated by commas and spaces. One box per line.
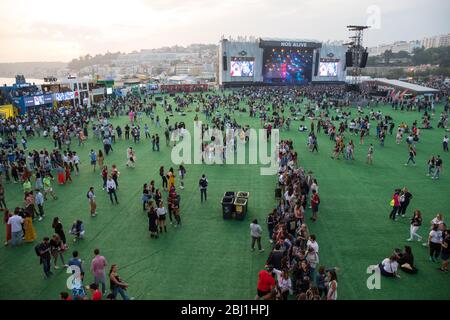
0, 94, 449, 300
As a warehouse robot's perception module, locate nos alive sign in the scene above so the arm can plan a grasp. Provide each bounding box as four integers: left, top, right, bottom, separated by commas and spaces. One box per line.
259, 39, 322, 49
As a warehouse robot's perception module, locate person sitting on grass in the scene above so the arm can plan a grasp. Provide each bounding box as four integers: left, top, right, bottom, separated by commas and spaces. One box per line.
69, 220, 85, 243
378, 254, 400, 278
397, 246, 418, 274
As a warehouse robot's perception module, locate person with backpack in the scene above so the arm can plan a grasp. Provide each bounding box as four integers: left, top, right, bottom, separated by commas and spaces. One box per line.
87, 187, 96, 217
199, 174, 208, 203
35, 237, 52, 279
310, 190, 320, 222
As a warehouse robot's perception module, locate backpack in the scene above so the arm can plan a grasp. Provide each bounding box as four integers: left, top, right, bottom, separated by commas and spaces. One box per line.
200, 179, 208, 188
34, 244, 42, 257
87, 191, 90, 199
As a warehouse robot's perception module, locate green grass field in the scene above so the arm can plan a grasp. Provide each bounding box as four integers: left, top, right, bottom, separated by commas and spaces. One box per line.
0, 95, 449, 300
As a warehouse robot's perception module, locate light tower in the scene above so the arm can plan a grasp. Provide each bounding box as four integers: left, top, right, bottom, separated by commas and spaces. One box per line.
345, 25, 370, 89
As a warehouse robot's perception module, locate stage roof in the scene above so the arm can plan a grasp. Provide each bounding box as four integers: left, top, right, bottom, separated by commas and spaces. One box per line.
373, 78, 439, 94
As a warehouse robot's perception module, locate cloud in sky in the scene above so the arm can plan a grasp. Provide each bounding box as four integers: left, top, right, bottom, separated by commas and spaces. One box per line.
0, 0, 449, 62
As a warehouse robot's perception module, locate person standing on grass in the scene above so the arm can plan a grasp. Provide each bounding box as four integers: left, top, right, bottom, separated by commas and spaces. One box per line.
91, 249, 108, 295
107, 176, 118, 205
36, 237, 52, 279
156, 201, 167, 233
87, 187, 97, 217
144, 124, 150, 139
68, 250, 84, 274
155, 134, 160, 151
250, 219, 264, 252
50, 234, 67, 269
389, 189, 401, 221
428, 224, 442, 262
427, 155, 436, 176
43, 175, 57, 200
405, 145, 417, 166
443, 135, 449, 152
111, 165, 119, 189
97, 150, 104, 169
8, 210, 23, 247
179, 165, 186, 190
255, 266, 276, 300
440, 229, 449, 273
398, 187, 413, 218
51, 217, 67, 244
407, 210, 423, 242
310, 190, 320, 222
148, 201, 159, 239
35, 189, 45, 221
89, 150, 97, 172
65, 164, 72, 183
160, 166, 168, 191
101, 166, 108, 190
73, 152, 80, 176
432, 155, 443, 180
366, 144, 374, 165
199, 174, 208, 203
109, 264, 131, 300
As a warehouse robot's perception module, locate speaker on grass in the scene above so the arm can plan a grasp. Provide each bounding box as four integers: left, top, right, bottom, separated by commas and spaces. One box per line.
360, 51, 368, 68
223, 55, 227, 71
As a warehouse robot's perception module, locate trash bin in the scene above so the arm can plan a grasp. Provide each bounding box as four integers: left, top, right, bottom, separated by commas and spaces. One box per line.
236, 191, 249, 199
221, 196, 234, 220
234, 197, 248, 220
224, 191, 235, 198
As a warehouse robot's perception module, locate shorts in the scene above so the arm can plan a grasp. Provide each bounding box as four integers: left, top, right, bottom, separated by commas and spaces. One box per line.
312, 205, 319, 213
158, 215, 166, 221
442, 252, 450, 261
91, 160, 96, 165
257, 289, 270, 298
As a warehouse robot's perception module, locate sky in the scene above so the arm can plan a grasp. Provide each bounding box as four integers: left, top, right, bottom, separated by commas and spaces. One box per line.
0, 0, 449, 63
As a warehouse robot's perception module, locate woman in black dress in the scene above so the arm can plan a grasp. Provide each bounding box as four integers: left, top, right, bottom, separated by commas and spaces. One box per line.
52, 217, 66, 244
148, 201, 158, 239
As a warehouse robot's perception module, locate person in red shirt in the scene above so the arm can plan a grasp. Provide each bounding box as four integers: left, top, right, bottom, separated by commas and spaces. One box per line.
255, 266, 276, 300
310, 190, 320, 222
88, 283, 102, 300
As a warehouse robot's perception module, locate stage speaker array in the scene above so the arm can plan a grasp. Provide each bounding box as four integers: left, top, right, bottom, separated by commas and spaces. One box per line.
223, 56, 227, 71
314, 51, 320, 76
359, 51, 368, 68
345, 51, 353, 67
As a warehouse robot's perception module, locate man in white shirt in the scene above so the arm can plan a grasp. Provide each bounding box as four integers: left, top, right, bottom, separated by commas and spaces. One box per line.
8, 212, 24, 247
35, 190, 45, 221
250, 219, 264, 252
106, 177, 118, 205
73, 152, 80, 176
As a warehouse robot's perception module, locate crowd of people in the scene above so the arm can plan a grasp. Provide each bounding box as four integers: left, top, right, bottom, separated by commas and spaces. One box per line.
0, 79, 448, 300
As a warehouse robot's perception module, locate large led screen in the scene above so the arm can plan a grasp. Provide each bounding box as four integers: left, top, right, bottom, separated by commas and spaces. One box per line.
263, 47, 313, 84
230, 57, 254, 77
319, 61, 338, 77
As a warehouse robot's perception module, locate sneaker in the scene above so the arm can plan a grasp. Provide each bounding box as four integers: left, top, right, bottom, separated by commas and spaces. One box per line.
251, 248, 255, 252
259, 249, 265, 252
406, 238, 412, 242
422, 242, 428, 247
54, 266, 60, 269
38, 217, 43, 221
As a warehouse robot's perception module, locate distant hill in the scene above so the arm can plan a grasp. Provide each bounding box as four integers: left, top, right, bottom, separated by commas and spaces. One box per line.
0, 62, 67, 78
